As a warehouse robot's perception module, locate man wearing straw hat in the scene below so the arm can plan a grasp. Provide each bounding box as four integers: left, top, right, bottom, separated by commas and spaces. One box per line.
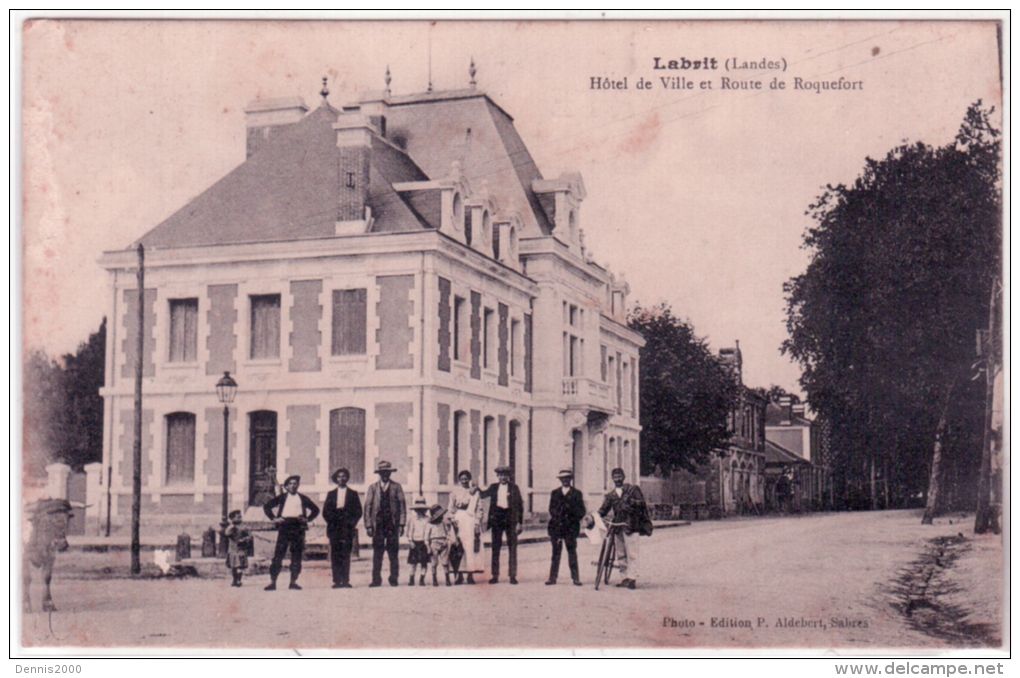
546, 468, 586, 586
322, 467, 363, 589
363, 460, 407, 587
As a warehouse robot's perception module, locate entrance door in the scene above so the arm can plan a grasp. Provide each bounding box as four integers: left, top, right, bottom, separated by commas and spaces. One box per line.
248, 410, 278, 506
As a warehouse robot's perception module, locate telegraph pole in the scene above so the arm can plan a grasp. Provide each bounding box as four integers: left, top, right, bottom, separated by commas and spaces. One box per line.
131, 244, 144, 575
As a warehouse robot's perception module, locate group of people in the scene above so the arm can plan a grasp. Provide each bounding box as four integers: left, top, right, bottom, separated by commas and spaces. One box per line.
224, 459, 651, 591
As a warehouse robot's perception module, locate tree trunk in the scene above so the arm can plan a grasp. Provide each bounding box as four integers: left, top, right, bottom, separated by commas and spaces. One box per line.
975, 281, 1000, 534
869, 455, 876, 511
922, 386, 953, 525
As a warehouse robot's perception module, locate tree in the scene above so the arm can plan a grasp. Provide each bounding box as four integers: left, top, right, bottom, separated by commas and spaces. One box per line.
629, 303, 738, 474
21, 319, 107, 475
782, 102, 1001, 520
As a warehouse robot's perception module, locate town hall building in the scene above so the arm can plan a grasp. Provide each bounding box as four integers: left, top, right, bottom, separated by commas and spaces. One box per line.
95, 68, 644, 532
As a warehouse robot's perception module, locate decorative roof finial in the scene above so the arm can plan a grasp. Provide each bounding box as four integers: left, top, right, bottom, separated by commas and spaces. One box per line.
469, 57, 477, 88
384, 65, 392, 96
320, 76, 329, 103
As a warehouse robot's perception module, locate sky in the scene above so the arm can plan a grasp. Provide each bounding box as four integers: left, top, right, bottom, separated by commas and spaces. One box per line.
20, 19, 1002, 396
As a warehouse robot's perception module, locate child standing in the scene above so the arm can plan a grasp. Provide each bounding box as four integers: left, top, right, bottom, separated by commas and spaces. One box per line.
427, 504, 453, 587
224, 510, 252, 587
407, 497, 431, 586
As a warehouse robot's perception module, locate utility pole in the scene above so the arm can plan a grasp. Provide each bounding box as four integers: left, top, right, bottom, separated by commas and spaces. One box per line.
131, 244, 144, 575
975, 279, 1001, 534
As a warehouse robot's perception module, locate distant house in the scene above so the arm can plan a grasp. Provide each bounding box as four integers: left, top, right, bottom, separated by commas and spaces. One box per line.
765, 397, 828, 510
94, 71, 643, 533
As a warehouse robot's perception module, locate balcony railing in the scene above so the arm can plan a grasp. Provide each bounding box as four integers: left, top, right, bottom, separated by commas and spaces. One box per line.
562, 377, 614, 412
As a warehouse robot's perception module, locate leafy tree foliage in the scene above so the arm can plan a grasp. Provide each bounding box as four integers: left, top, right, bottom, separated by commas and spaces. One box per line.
629, 303, 738, 475
783, 103, 1000, 515
22, 319, 106, 475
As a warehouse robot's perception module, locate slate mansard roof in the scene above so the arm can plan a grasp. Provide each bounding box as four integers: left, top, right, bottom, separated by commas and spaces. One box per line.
136, 88, 553, 250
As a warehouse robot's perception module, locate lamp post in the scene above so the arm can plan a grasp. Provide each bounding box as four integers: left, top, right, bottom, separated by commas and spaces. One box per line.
215, 371, 238, 555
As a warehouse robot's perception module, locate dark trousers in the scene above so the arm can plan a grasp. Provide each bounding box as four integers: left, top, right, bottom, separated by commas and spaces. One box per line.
269, 521, 305, 582
329, 538, 353, 585
371, 526, 400, 584
549, 535, 580, 582
490, 510, 518, 579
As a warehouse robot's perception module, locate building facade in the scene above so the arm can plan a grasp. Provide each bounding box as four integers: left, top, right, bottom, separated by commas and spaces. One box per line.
96, 78, 643, 531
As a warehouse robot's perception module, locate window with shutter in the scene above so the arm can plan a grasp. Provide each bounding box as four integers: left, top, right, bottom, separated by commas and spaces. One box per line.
165, 412, 196, 485
168, 298, 198, 363
332, 288, 367, 355
329, 407, 366, 484
250, 294, 281, 359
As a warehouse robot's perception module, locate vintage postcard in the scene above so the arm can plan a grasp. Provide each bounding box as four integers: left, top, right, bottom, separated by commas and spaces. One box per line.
14, 15, 1006, 658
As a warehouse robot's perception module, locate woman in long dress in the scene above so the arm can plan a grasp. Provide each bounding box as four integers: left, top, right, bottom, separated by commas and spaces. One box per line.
448, 470, 483, 584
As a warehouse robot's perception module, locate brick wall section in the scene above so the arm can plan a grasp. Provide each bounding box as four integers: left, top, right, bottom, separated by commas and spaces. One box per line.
286, 405, 321, 480
376, 275, 415, 370
206, 284, 238, 375
337, 146, 370, 221
523, 314, 533, 393
288, 280, 323, 372
469, 409, 481, 480
437, 277, 452, 372
120, 288, 156, 379
118, 408, 154, 486
497, 303, 509, 386
374, 402, 414, 487
498, 415, 507, 468
203, 406, 238, 488
469, 291, 482, 379
437, 403, 451, 485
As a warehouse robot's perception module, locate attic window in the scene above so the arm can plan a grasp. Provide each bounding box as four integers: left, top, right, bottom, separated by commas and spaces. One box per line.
345, 172, 355, 189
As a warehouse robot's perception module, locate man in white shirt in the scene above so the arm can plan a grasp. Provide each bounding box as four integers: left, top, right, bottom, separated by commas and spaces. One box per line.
323, 468, 363, 588
596, 468, 650, 590
262, 475, 320, 591
477, 465, 524, 584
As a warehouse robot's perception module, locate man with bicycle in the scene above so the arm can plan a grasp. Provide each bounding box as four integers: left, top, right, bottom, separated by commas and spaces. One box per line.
597, 467, 652, 590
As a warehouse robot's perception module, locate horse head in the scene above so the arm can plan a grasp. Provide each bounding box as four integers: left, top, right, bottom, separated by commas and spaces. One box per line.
27, 498, 74, 553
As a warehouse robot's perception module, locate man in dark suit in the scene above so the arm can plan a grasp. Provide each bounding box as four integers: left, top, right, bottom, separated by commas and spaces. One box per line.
477, 465, 524, 584
262, 474, 320, 591
546, 468, 586, 586
363, 460, 406, 587
322, 467, 363, 589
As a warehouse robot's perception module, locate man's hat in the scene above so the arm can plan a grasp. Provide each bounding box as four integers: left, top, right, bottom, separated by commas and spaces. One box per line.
556, 468, 574, 479
283, 474, 301, 485
331, 467, 351, 483
374, 460, 396, 474
428, 504, 447, 522
494, 465, 511, 475
411, 496, 429, 513
610, 467, 626, 477
228, 509, 243, 520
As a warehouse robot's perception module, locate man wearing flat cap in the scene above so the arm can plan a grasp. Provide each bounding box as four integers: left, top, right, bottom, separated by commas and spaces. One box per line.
546, 469, 586, 586
476, 465, 524, 584
262, 475, 320, 591
363, 460, 407, 587
597, 467, 652, 590
323, 468, 363, 589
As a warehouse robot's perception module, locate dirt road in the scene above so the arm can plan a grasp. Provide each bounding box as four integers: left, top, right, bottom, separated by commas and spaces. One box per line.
21, 509, 1002, 651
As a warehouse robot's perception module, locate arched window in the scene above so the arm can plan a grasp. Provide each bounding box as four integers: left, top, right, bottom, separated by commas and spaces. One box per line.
452, 193, 463, 233
249, 410, 278, 506
329, 407, 366, 484
165, 412, 196, 486
492, 222, 501, 261
453, 410, 468, 478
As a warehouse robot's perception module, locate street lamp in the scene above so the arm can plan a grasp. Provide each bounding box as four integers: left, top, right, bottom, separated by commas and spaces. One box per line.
215, 371, 238, 554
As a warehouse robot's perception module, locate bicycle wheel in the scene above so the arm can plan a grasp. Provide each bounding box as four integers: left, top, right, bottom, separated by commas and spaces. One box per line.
594, 536, 611, 590
603, 531, 617, 586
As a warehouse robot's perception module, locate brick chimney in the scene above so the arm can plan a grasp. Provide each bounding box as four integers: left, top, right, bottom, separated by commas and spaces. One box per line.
333, 109, 384, 226
244, 97, 309, 158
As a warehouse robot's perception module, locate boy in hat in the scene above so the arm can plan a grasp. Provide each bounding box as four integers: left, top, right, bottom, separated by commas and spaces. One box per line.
224, 509, 252, 587
475, 465, 524, 584
406, 497, 431, 586
363, 460, 407, 587
426, 504, 454, 587
322, 467, 363, 589
546, 469, 587, 586
262, 475, 320, 591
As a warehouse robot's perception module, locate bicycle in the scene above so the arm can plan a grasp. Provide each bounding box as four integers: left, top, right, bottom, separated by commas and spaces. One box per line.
594, 521, 628, 590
